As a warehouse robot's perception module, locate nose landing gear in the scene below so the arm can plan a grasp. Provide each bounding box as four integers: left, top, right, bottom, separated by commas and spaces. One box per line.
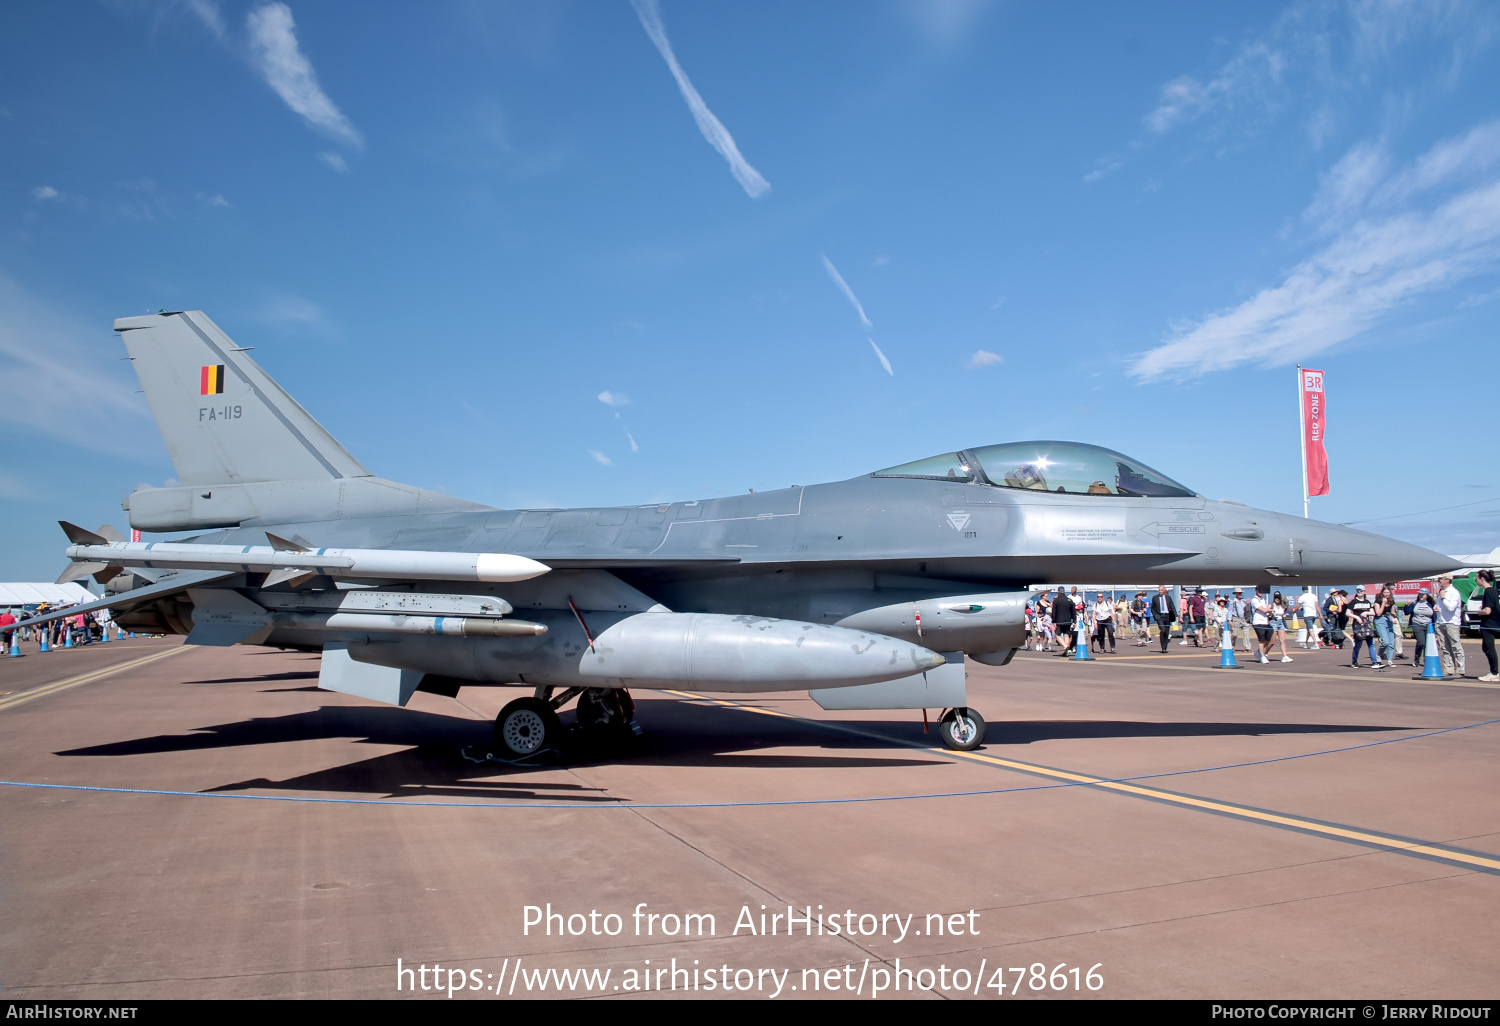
938, 706, 986, 751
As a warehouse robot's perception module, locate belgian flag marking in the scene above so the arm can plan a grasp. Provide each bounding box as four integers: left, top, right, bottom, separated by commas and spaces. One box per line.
200, 364, 225, 395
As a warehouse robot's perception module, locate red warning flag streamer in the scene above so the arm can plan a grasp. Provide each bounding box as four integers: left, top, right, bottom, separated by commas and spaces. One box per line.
1299, 367, 1330, 500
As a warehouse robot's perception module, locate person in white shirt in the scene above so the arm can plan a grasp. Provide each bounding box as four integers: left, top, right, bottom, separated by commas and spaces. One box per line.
1251, 585, 1275, 664
1297, 587, 1322, 649
1434, 575, 1466, 678
1092, 596, 1117, 654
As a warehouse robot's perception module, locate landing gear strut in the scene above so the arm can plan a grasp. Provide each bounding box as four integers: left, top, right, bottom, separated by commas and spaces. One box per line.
938, 707, 985, 751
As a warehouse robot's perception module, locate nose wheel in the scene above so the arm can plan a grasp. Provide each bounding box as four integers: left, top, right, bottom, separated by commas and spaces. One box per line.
939, 707, 985, 751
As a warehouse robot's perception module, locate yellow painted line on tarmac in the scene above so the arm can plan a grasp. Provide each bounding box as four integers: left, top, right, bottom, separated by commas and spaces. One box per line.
661, 689, 1500, 874
0, 647, 187, 713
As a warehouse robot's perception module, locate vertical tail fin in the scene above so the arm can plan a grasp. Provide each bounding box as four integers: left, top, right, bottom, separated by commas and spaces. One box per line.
115, 311, 368, 487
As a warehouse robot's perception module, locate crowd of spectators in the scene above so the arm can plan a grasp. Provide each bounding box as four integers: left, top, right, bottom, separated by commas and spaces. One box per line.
1023, 575, 1499, 681
0, 604, 121, 653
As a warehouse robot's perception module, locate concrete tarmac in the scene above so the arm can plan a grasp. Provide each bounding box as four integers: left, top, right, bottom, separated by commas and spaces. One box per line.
1, 632, 1498, 999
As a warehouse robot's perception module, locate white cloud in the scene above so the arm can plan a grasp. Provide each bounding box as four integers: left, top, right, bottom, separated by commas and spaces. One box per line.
1142, 0, 1497, 141
255, 291, 336, 336
627, 431, 640, 453
965, 350, 1003, 369
317, 151, 349, 173
0, 471, 38, 501
597, 390, 629, 407
629, 0, 770, 199
1083, 161, 1121, 184
868, 339, 893, 376
1130, 120, 1500, 381
29, 186, 60, 201
899, 0, 988, 46
1303, 139, 1390, 231
181, 0, 226, 39
590, 450, 612, 466
821, 254, 873, 328
246, 3, 362, 149
208, 193, 230, 207
0, 274, 153, 454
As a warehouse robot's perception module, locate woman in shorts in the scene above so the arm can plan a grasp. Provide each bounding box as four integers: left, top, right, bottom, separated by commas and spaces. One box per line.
1270, 592, 1292, 662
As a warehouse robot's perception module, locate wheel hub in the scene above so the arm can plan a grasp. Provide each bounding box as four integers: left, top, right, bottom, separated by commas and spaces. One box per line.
502, 709, 547, 754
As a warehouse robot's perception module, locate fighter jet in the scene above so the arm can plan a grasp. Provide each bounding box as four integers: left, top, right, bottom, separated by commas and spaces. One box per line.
37, 312, 1461, 755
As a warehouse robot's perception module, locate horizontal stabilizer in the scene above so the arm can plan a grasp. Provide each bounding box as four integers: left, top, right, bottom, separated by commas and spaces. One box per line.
15, 570, 236, 630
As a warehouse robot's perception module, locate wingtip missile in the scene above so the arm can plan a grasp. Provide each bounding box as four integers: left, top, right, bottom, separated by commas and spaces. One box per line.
58, 540, 553, 585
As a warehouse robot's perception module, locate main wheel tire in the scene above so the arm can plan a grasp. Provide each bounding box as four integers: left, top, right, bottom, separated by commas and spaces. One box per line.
939, 707, 986, 751
494, 697, 561, 759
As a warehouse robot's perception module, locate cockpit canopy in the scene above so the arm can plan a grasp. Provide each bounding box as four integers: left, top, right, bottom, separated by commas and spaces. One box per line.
872, 440, 1196, 498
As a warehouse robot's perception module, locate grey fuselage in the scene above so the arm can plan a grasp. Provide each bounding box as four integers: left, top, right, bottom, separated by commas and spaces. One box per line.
173, 472, 1449, 637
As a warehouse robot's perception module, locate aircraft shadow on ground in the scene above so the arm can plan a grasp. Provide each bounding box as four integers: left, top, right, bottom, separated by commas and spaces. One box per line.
51, 701, 939, 802
49, 692, 1412, 802
183, 671, 320, 685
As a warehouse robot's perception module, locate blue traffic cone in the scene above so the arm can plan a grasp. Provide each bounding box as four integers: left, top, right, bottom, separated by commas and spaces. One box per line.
1417, 625, 1446, 680
101, 624, 111, 642
1072, 618, 1094, 660
39, 631, 51, 653
63, 626, 73, 649
1217, 619, 1241, 668
7, 632, 20, 657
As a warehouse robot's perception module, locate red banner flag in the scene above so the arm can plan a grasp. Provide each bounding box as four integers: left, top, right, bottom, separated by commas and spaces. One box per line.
1300, 368, 1329, 497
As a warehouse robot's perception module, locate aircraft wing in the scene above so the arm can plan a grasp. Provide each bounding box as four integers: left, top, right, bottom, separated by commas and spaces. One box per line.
13, 570, 236, 629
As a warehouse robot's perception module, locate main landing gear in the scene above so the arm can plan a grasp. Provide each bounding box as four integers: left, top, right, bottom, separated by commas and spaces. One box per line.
938, 707, 986, 751
492, 686, 641, 760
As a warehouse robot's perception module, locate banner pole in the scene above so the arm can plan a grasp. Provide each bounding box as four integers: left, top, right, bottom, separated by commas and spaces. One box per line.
1296, 364, 1309, 518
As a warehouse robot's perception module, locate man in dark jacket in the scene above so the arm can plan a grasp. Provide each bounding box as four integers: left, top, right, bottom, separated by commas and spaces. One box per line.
1150, 585, 1176, 654
1477, 570, 1499, 682
1052, 588, 1076, 656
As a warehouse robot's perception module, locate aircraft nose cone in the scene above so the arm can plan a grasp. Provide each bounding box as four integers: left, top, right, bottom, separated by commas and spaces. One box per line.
1295, 521, 1463, 581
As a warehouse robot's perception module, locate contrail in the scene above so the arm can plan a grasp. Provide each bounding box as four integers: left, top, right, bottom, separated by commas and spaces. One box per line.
821, 254, 872, 329
630, 0, 770, 199
869, 339, 893, 376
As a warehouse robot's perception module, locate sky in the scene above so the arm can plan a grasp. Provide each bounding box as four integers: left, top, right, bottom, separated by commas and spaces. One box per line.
1, 0, 1497, 581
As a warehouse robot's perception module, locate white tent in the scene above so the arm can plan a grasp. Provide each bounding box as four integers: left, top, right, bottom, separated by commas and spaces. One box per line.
0, 583, 94, 607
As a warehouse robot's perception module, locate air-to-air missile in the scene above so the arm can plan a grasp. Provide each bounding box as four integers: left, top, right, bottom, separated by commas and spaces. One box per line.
59, 534, 550, 586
